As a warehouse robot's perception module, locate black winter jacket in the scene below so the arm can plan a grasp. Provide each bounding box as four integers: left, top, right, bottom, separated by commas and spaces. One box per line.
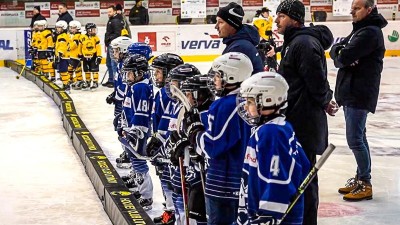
57, 11, 73, 24
104, 14, 125, 47
129, 6, 149, 25
222, 25, 264, 74
330, 8, 387, 113
278, 24, 334, 156
30, 13, 46, 28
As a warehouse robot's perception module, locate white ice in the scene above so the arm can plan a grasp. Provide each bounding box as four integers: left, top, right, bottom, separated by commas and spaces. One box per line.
1, 58, 400, 225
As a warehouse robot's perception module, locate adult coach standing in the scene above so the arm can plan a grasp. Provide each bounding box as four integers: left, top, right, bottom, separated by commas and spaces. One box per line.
57, 3, 73, 24
29, 6, 46, 29
274, 0, 336, 224
330, 0, 387, 202
103, 6, 125, 88
215, 2, 264, 74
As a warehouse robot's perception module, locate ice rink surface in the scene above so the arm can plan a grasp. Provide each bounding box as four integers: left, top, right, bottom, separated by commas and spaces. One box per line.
1, 58, 400, 225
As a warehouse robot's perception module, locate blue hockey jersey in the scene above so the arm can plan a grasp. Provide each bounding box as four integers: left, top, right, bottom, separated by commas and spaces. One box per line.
196, 89, 251, 200
237, 116, 310, 225
114, 61, 125, 117
152, 87, 173, 143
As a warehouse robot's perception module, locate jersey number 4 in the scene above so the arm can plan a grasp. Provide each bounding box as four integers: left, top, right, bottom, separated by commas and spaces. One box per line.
270, 155, 280, 176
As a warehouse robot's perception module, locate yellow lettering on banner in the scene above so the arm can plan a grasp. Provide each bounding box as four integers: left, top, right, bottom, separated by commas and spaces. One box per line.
59, 91, 70, 100
82, 135, 97, 150
49, 82, 60, 90
70, 116, 81, 128
120, 198, 146, 224
65, 102, 73, 113
41, 76, 49, 82
97, 161, 117, 183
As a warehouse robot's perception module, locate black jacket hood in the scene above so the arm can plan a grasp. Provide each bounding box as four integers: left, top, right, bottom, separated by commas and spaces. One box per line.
283, 24, 334, 50
223, 24, 260, 46
353, 7, 388, 31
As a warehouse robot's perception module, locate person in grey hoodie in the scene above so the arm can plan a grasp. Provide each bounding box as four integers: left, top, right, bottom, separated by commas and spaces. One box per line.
275, 0, 336, 224
215, 2, 264, 74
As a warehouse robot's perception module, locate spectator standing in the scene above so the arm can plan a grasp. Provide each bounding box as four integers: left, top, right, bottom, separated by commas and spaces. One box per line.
129, 0, 149, 25
274, 0, 336, 225
29, 6, 46, 29
57, 3, 73, 24
215, 2, 264, 74
330, 0, 387, 202
116, 3, 132, 38
103, 6, 125, 88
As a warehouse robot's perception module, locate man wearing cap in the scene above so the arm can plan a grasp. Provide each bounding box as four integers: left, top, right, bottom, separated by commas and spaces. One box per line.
129, 0, 149, 25
275, 0, 335, 225
215, 2, 264, 74
30, 6, 46, 29
116, 4, 132, 38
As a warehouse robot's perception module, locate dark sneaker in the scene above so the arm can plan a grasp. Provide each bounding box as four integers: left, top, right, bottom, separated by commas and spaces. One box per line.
102, 81, 114, 88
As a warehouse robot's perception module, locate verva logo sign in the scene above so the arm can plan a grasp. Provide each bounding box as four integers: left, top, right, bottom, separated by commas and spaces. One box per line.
181, 33, 222, 50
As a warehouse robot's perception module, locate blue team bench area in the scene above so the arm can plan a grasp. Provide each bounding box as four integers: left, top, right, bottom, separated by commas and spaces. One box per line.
4, 60, 155, 225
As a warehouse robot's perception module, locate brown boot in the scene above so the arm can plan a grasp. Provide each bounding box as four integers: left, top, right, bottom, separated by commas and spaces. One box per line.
343, 181, 373, 201
338, 177, 358, 194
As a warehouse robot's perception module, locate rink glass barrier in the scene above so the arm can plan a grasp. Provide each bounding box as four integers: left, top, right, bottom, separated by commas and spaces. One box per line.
4, 60, 155, 225
1, 21, 400, 66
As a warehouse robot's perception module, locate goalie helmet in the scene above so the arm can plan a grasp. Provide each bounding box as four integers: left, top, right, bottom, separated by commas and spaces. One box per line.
237, 71, 289, 126
151, 53, 184, 88
69, 20, 81, 33
122, 53, 149, 85
208, 52, 253, 97
127, 42, 153, 61
110, 36, 134, 61
165, 63, 200, 100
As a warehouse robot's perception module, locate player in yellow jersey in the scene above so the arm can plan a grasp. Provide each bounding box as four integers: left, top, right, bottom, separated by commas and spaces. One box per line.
68, 20, 84, 90
30, 21, 40, 73
253, 7, 273, 41
80, 23, 102, 90
36, 20, 56, 80
55, 20, 71, 91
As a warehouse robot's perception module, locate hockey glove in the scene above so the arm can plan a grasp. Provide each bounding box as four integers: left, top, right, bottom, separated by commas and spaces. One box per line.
126, 131, 139, 151
106, 91, 116, 104
167, 131, 181, 166
189, 146, 204, 165
146, 134, 163, 157
171, 137, 190, 166
250, 216, 278, 225
182, 108, 205, 144
96, 56, 102, 65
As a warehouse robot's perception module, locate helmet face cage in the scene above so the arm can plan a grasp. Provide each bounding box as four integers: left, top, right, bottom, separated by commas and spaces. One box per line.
85, 23, 97, 36
122, 54, 149, 85
181, 75, 211, 107
55, 21, 68, 34
236, 93, 263, 126
207, 70, 226, 97
164, 64, 199, 100
151, 53, 184, 88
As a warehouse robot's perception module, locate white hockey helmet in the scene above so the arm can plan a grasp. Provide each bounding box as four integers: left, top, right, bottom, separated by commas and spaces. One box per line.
110, 36, 134, 60
208, 52, 253, 97
237, 71, 289, 125
36, 20, 48, 28
69, 20, 81, 31
55, 20, 68, 30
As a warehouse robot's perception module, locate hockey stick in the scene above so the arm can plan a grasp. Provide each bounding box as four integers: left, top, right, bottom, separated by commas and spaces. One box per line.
100, 68, 109, 84
179, 156, 190, 225
118, 136, 170, 163
16, 64, 26, 80
278, 143, 336, 224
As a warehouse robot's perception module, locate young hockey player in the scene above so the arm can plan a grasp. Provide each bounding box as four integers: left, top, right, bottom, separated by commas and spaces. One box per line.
236, 72, 310, 225
106, 37, 134, 169
68, 20, 83, 90
36, 20, 55, 80
80, 23, 102, 90
55, 20, 71, 90
120, 54, 154, 210
182, 52, 253, 224
30, 21, 40, 73
146, 53, 184, 224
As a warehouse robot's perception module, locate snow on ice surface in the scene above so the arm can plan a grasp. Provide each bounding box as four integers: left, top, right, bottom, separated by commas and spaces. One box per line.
1, 58, 400, 225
